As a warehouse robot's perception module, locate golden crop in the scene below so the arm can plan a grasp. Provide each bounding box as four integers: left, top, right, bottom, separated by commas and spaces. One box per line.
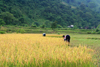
0, 34, 93, 65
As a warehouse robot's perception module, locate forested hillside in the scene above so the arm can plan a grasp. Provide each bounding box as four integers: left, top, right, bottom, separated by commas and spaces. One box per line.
63, 0, 100, 12
0, 0, 100, 29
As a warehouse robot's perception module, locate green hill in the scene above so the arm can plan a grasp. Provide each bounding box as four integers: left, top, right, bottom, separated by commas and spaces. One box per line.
63, 0, 100, 12
0, 0, 100, 29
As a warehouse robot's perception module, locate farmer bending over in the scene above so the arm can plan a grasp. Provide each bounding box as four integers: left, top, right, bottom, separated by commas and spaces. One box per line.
63, 35, 70, 46
43, 33, 46, 36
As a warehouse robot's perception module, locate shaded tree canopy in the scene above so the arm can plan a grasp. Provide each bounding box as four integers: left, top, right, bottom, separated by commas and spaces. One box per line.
0, 0, 100, 29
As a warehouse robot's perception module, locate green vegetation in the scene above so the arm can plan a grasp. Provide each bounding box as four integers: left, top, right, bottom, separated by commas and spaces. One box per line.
70, 34, 100, 67
1, 25, 100, 34
0, 34, 97, 67
0, 0, 100, 29
63, 0, 100, 12
1, 60, 95, 67
0, 31, 5, 34
0, 0, 100, 66
48, 33, 100, 67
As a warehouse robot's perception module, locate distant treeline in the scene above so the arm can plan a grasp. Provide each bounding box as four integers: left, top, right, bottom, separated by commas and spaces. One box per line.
0, 0, 100, 29
63, 0, 100, 12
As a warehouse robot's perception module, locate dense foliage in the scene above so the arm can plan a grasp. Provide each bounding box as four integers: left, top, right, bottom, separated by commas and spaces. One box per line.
63, 0, 100, 12
0, 0, 100, 29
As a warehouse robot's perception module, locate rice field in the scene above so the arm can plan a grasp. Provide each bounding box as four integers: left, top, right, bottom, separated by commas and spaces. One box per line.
0, 34, 96, 67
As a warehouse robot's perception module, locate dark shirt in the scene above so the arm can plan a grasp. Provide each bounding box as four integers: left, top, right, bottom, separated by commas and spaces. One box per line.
64, 35, 70, 42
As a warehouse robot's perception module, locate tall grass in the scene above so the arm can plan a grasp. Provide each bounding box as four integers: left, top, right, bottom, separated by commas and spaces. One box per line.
0, 34, 95, 67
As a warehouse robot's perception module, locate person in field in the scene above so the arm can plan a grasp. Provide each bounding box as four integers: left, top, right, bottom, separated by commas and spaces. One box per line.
43, 33, 46, 36
63, 35, 70, 46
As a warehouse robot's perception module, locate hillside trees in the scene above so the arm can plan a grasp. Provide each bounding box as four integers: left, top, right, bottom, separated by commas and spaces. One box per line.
51, 21, 57, 30
88, 2, 97, 9
45, 20, 51, 28
0, 19, 5, 25
0, 12, 18, 25
0, 0, 100, 29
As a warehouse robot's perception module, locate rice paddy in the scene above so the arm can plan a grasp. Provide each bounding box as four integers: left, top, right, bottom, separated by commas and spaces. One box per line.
0, 34, 96, 67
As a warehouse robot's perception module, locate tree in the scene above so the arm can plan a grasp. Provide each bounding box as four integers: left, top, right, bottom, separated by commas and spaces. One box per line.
57, 24, 62, 28
88, 2, 97, 8
19, 17, 27, 24
40, 24, 45, 28
80, 4, 86, 10
34, 22, 40, 26
97, 24, 100, 29
0, 19, 5, 25
0, 12, 18, 25
51, 21, 57, 30
45, 20, 51, 28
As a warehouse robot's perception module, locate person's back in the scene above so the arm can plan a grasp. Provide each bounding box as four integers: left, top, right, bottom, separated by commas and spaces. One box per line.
43, 33, 46, 36
63, 35, 70, 46
66, 35, 70, 43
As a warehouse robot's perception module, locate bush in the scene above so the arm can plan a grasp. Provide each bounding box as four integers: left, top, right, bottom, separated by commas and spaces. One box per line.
57, 32, 60, 35
40, 25, 45, 28
0, 19, 5, 25
87, 31, 91, 34
0, 31, 5, 34
57, 25, 62, 28
91, 31, 96, 34
97, 31, 100, 34
96, 29, 99, 32
16, 29, 26, 33
31, 25, 37, 28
